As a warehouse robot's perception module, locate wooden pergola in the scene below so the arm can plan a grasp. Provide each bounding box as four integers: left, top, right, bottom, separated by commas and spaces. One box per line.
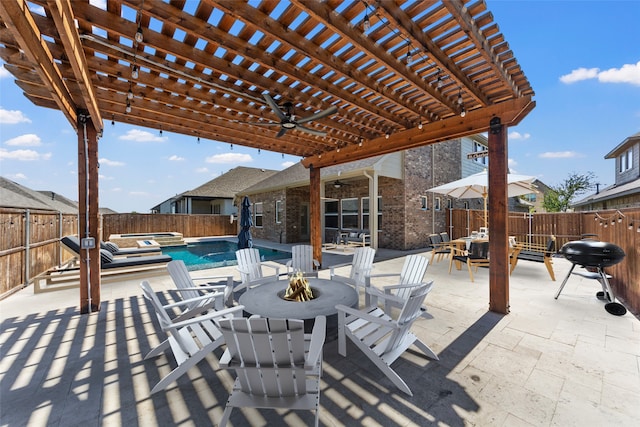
0, 0, 535, 314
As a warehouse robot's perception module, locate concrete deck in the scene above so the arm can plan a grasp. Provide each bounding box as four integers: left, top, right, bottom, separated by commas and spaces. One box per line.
1, 241, 639, 426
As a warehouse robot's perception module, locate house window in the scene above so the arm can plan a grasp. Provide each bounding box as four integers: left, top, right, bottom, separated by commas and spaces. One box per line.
420, 196, 428, 210
473, 141, 488, 165
435, 197, 441, 211
620, 149, 633, 172
324, 200, 339, 229
463, 201, 469, 209
362, 197, 382, 229
341, 198, 359, 229
254, 202, 263, 227
212, 203, 221, 214
447, 199, 453, 209
275, 200, 283, 224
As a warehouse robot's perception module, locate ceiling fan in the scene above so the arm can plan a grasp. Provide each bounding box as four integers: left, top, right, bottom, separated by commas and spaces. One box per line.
253, 94, 337, 138
333, 180, 349, 188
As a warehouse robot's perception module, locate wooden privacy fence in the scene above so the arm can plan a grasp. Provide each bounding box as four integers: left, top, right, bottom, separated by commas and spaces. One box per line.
448, 208, 640, 316
101, 213, 237, 239
0, 208, 78, 298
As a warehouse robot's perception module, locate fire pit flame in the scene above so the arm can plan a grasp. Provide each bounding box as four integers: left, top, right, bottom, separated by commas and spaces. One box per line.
284, 271, 315, 302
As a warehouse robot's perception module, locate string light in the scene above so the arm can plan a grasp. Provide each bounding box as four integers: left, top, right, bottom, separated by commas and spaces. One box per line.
363, 12, 370, 31
406, 42, 412, 63
125, 99, 131, 113
385, 132, 390, 139
135, 25, 143, 44
131, 65, 139, 79
460, 106, 466, 118
111, 114, 115, 126
127, 83, 134, 100
418, 119, 423, 130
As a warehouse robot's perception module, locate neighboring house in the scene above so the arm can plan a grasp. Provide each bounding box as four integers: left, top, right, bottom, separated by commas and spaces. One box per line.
1, 176, 78, 213
150, 166, 278, 215
512, 179, 553, 213
239, 135, 526, 250
0, 176, 118, 214
573, 132, 640, 211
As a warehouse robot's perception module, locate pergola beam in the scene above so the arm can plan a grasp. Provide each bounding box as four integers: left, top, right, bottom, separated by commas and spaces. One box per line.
0, 0, 77, 127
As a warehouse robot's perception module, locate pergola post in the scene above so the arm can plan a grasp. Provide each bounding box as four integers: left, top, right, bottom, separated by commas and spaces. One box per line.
77, 111, 101, 314
488, 117, 509, 314
309, 165, 322, 267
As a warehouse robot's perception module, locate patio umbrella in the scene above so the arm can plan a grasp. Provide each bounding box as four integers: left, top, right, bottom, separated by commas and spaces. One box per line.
237, 196, 253, 250
428, 171, 537, 228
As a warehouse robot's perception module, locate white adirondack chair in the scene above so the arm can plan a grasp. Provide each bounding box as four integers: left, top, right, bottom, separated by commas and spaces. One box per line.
329, 246, 376, 307
336, 281, 438, 396
234, 248, 281, 292
367, 254, 430, 317
140, 280, 245, 395
217, 316, 326, 427
166, 260, 234, 321
285, 244, 320, 277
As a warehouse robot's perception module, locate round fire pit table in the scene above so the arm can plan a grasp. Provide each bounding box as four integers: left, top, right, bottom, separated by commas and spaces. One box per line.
238, 278, 358, 340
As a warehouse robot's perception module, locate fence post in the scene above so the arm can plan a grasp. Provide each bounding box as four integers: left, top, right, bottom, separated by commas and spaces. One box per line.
24, 209, 30, 286
58, 211, 63, 265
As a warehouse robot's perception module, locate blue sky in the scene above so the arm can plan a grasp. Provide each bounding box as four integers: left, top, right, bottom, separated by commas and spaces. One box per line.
1, 1, 639, 213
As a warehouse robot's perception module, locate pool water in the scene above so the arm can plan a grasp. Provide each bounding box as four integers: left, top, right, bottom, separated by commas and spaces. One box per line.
161, 240, 290, 271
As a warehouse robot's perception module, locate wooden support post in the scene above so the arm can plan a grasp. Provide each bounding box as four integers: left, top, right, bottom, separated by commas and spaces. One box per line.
77, 111, 101, 314
309, 165, 322, 267
488, 117, 509, 314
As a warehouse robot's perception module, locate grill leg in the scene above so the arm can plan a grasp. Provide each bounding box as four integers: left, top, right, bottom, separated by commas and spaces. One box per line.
554, 264, 576, 299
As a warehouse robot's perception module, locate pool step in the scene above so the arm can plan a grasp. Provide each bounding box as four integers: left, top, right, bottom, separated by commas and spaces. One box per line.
153, 236, 186, 247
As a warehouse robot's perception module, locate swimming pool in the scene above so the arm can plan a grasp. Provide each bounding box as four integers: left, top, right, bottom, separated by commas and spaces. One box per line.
161, 240, 290, 271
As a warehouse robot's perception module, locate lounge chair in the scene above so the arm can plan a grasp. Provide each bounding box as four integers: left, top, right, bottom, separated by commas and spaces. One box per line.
100, 239, 162, 256
366, 254, 430, 317
33, 236, 172, 292
140, 280, 244, 395
329, 246, 376, 307
285, 244, 320, 277
217, 316, 326, 427
234, 248, 281, 292
336, 282, 438, 396
166, 260, 234, 320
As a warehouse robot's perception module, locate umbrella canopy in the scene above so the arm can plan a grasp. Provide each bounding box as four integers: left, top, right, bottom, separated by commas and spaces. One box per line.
428, 171, 537, 228
237, 196, 253, 250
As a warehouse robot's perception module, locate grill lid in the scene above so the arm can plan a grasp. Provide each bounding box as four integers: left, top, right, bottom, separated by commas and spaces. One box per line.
560, 240, 625, 268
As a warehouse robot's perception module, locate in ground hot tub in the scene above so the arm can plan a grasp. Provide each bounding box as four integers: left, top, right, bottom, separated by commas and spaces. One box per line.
108, 232, 185, 248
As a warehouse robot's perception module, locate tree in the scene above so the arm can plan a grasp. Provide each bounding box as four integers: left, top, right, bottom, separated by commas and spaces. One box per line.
543, 171, 596, 212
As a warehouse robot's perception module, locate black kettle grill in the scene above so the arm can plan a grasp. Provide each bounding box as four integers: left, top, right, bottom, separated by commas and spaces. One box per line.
555, 240, 627, 316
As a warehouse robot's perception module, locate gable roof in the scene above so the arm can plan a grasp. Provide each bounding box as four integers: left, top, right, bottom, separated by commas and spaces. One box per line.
605, 131, 640, 159
240, 153, 402, 195
572, 177, 640, 208
0, 177, 77, 213
179, 166, 279, 198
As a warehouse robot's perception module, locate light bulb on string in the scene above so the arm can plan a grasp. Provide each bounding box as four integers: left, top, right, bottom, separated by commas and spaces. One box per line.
363, 13, 370, 31
418, 120, 423, 130
135, 26, 143, 44
125, 100, 131, 113
460, 106, 466, 118
131, 65, 139, 79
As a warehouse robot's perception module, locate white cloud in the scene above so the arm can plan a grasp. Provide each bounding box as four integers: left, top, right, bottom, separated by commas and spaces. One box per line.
560, 61, 640, 86
205, 153, 253, 164
508, 158, 518, 170
5, 133, 42, 147
508, 131, 530, 140
598, 61, 640, 86
195, 167, 209, 173
99, 158, 125, 166
539, 151, 579, 159
0, 148, 51, 161
0, 107, 31, 124
168, 154, 185, 161
118, 129, 168, 142
281, 161, 295, 168
99, 174, 115, 180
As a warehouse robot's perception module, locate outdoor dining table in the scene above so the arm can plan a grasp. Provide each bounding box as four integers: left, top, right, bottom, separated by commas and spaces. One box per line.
238, 277, 359, 340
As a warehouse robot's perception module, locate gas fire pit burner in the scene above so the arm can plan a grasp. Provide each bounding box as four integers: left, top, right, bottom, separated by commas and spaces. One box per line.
555, 240, 627, 316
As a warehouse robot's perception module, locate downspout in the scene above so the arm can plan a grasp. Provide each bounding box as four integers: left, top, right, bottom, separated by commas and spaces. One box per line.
363, 170, 378, 249
82, 118, 91, 310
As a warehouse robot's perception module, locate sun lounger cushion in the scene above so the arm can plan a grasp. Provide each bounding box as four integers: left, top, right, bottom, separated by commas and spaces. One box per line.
100, 249, 115, 263
100, 241, 160, 256
101, 253, 172, 269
